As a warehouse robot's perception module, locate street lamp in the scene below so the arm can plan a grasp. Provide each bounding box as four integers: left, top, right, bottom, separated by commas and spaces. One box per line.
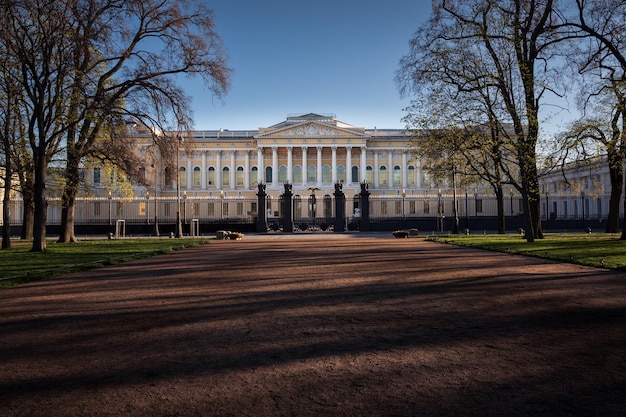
220, 190, 225, 221
401, 189, 406, 227
175, 135, 183, 238
438, 189, 442, 233
108, 190, 112, 226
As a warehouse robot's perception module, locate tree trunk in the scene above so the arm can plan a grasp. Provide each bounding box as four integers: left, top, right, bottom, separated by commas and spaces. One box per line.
606, 151, 622, 233
496, 187, 505, 234
20, 184, 34, 240
2, 173, 11, 249
58, 139, 81, 243
31, 153, 48, 252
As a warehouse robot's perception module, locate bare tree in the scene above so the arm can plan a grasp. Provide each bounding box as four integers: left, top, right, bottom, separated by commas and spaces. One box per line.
1, 0, 76, 252
398, 0, 564, 241
56, 0, 231, 243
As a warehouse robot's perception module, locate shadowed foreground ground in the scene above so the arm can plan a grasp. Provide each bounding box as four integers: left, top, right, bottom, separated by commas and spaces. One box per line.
1, 235, 625, 416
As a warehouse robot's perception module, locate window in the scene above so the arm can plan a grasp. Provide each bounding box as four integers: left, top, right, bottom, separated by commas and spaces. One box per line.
208, 202, 215, 217
294, 166, 302, 184
236, 202, 244, 216
366, 166, 373, 183
352, 166, 359, 183
379, 166, 387, 186
164, 167, 173, 188
308, 165, 316, 182
93, 167, 101, 185
208, 167, 215, 186
236, 166, 244, 186
251, 166, 258, 186
265, 166, 272, 183
138, 167, 146, 183
475, 199, 483, 213
179, 167, 187, 189
193, 167, 201, 187
381, 201, 388, 215
94, 202, 101, 217
424, 200, 430, 214
409, 200, 416, 214
395, 200, 401, 215
279, 165, 287, 183
407, 165, 416, 186
222, 166, 230, 187
322, 165, 331, 183
139, 202, 146, 217
393, 165, 401, 187
337, 165, 345, 183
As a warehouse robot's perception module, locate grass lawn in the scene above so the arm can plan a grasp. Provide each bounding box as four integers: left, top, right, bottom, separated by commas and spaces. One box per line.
0, 238, 211, 288
431, 232, 626, 271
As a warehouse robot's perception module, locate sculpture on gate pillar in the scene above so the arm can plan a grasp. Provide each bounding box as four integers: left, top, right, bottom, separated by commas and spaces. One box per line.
359, 181, 371, 232
282, 182, 294, 233
333, 181, 345, 232
256, 182, 267, 233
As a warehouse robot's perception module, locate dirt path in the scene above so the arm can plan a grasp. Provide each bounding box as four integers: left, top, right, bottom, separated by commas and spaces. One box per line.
1, 235, 625, 416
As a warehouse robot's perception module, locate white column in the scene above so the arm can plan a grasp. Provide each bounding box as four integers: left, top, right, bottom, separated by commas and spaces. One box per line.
374, 151, 379, 188
272, 146, 278, 185
316, 146, 323, 187
331, 146, 337, 184
187, 157, 193, 189
360, 146, 367, 183
388, 151, 393, 188
216, 150, 222, 191
230, 151, 236, 190
416, 159, 422, 188
287, 146, 293, 184
257, 147, 264, 184
346, 146, 352, 185
244, 150, 250, 190
402, 151, 408, 189
201, 151, 207, 190
301, 146, 308, 187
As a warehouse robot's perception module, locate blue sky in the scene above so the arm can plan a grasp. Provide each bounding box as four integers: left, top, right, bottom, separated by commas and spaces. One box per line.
186, 1, 431, 130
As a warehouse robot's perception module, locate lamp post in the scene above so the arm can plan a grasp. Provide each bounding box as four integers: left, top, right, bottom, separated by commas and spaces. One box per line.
175, 135, 183, 238
183, 191, 187, 234
401, 189, 406, 227
220, 190, 224, 222
437, 189, 442, 233
108, 190, 112, 226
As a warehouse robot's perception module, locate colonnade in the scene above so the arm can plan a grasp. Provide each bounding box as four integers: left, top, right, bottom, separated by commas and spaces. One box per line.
178, 145, 422, 192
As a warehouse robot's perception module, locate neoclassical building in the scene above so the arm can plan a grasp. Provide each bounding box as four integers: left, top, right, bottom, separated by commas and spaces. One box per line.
135, 113, 422, 200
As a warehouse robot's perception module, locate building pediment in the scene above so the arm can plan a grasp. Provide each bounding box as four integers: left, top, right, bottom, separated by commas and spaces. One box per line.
255, 121, 368, 140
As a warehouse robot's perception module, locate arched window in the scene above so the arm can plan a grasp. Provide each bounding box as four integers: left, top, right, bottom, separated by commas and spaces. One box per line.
322, 165, 331, 183
379, 165, 387, 186
208, 167, 215, 187
164, 167, 172, 188
179, 167, 187, 189
337, 165, 345, 183
193, 166, 201, 187
408, 165, 416, 186
393, 165, 401, 187
251, 166, 258, 186
236, 166, 244, 186
366, 165, 373, 183
294, 165, 302, 184
222, 166, 230, 187
351, 166, 359, 183
308, 165, 316, 183
265, 166, 272, 183
279, 165, 287, 183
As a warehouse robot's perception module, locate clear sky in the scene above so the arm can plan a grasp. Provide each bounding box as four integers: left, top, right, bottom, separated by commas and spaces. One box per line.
186, 0, 432, 131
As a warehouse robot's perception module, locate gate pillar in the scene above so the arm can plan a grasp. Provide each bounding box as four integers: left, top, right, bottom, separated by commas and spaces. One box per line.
333, 182, 346, 232
359, 182, 371, 232
256, 183, 267, 233
282, 183, 294, 233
